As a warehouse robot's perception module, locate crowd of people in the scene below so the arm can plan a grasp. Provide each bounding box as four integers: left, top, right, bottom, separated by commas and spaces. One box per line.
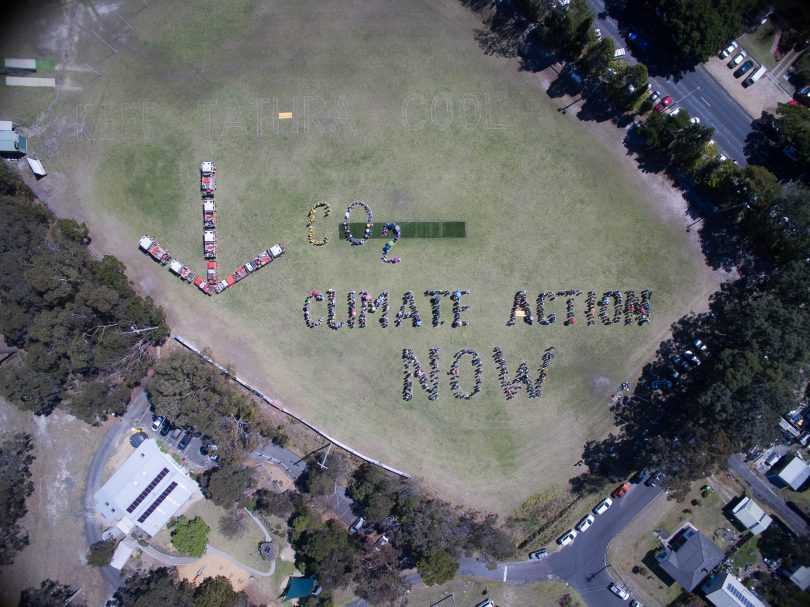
343, 200, 374, 246
506, 289, 652, 327
380, 222, 402, 264
402, 347, 440, 401
492, 345, 555, 400
448, 348, 483, 399
307, 202, 331, 246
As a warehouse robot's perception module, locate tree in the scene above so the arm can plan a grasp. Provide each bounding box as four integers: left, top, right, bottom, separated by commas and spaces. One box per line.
576, 38, 615, 85
252, 488, 293, 519
0, 433, 35, 565
353, 544, 411, 606
218, 509, 247, 539
638, 110, 691, 151
171, 516, 210, 557
537, 0, 593, 60
203, 464, 255, 507
86, 538, 117, 567
295, 520, 356, 590
193, 575, 248, 607
18, 579, 85, 607
416, 549, 459, 586
671, 122, 715, 169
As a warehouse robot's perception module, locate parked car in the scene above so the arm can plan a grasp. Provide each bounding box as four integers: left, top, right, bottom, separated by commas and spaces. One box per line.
651, 379, 672, 391
593, 497, 613, 515
151, 416, 165, 432
728, 50, 747, 68
649, 90, 661, 103
654, 96, 673, 112
690, 116, 701, 124
693, 339, 709, 356
177, 432, 192, 451
475, 600, 494, 607
683, 350, 701, 367
667, 365, 681, 380
671, 355, 689, 371
628, 32, 649, 49
170, 428, 183, 441
734, 59, 754, 78
611, 483, 630, 498
349, 517, 366, 534
609, 582, 631, 600
576, 514, 595, 532
594, 27, 602, 40
529, 548, 549, 560
556, 529, 578, 546
720, 41, 738, 58
645, 471, 663, 487
631, 469, 649, 484
159, 420, 171, 436
630, 600, 644, 607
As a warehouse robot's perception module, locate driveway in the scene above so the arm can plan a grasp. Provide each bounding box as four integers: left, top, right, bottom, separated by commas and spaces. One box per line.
729, 454, 809, 535
583, 0, 753, 164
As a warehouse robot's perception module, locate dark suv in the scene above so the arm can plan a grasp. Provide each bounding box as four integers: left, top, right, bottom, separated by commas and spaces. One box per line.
178, 432, 192, 451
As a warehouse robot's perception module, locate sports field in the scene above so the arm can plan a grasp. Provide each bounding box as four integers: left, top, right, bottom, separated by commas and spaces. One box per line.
4, 0, 717, 512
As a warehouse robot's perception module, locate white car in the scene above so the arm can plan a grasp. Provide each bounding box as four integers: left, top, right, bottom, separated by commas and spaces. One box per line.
593, 497, 613, 515
720, 41, 738, 58
728, 50, 747, 68
690, 117, 701, 124
630, 600, 644, 607
151, 416, 164, 432
557, 529, 578, 546
609, 583, 631, 600
594, 28, 602, 40
576, 514, 595, 533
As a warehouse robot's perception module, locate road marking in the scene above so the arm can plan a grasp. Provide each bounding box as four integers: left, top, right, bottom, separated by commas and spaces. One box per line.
503, 566, 508, 581
700, 96, 711, 108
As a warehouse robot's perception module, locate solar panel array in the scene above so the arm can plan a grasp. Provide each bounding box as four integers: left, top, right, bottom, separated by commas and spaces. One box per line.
126, 467, 169, 514
725, 582, 756, 607
137, 481, 178, 524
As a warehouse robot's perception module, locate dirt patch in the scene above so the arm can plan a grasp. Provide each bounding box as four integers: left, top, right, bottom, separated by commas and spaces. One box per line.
248, 461, 297, 494
177, 553, 251, 590
0, 400, 109, 607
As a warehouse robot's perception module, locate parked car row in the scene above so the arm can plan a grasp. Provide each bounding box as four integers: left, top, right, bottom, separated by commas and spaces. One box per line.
149, 414, 207, 459
720, 41, 768, 87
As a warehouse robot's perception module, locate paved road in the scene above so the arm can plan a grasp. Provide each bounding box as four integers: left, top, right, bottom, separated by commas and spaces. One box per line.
83, 388, 151, 592
729, 454, 809, 536
253, 442, 308, 480
584, 0, 753, 164
458, 483, 664, 607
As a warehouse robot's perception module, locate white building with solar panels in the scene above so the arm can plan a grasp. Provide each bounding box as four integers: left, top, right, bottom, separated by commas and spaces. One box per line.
95, 438, 200, 537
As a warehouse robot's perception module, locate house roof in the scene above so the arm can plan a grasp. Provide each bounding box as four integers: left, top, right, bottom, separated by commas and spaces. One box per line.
778, 456, 810, 491
788, 565, 810, 591
658, 526, 725, 591
0, 129, 26, 154
109, 542, 135, 570
702, 573, 766, 607
731, 497, 772, 536
94, 439, 199, 537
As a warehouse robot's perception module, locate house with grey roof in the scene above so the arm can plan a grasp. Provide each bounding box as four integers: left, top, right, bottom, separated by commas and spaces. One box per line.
731, 496, 772, 536
774, 455, 810, 491
656, 523, 725, 591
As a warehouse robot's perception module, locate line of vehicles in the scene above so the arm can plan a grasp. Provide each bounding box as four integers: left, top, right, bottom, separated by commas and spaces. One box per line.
720, 41, 767, 88
138, 160, 287, 296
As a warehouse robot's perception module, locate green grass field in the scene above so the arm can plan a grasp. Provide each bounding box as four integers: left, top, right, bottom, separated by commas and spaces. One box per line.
17, 0, 714, 513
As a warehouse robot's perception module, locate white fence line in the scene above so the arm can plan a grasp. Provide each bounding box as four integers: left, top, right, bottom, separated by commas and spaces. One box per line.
172, 335, 411, 478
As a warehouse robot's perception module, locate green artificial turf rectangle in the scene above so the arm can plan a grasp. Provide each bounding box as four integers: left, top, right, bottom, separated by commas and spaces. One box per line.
346, 221, 466, 238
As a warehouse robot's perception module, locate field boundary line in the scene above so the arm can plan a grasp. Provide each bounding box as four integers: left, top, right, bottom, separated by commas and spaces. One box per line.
172, 334, 412, 479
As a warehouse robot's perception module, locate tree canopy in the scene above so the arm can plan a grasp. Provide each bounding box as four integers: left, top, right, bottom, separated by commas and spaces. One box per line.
0, 433, 35, 566
170, 516, 210, 558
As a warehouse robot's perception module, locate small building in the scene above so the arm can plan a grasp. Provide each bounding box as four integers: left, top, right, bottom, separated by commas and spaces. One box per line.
785, 564, 810, 591
0, 121, 26, 158
109, 541, 135, 571
1, 58, 37, 73
776, 455, 810, 491
94, 438, 200, 537
702, 572, 766, 607
657, 524, 725, 591
282, 577, 318, 601
731, 497, 772, 536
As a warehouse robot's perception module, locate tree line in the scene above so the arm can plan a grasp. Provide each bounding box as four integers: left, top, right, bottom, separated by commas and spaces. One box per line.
0, 162, 168, 424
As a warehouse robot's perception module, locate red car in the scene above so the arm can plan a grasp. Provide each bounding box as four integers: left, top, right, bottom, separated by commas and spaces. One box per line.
655, 96, 673, 112
611, 482, 630, 498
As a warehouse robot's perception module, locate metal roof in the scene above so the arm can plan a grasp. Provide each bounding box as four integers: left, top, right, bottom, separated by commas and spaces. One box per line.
778, 456, 810, 491
658, 525, 724, 591
731, 497, 772, 536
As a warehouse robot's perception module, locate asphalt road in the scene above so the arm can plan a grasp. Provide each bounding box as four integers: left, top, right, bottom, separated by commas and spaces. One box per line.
584, 0, 753, 164
458, 482, 664, 607
729, 454, 809, 536
83, 388, 151, 594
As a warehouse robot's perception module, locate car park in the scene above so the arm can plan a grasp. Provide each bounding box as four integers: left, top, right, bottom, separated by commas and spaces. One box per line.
557, 529, 578, 546
683, 350, 701, 366
693, 339, 709, 356
177, 432, 192, 451
609, 582, 631, 600
593, 497, 613, 514
728, 50, 746, 68
576, 514, 595, 532
529, 548, 549, 560
151, 416, 165, 432
720, 41, 738, 58
734, 59, 754, 78
654, 96, 672, 112
611, 483, 630, 498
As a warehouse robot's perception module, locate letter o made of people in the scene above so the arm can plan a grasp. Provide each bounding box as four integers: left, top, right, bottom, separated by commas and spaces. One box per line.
343, 200, 374, 246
